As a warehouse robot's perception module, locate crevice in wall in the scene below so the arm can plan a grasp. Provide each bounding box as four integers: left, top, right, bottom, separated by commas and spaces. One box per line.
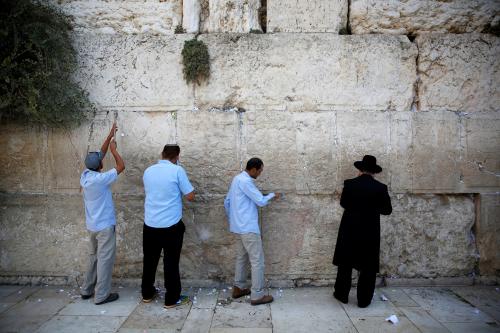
410, 35, 420, 112
259, 0, 267, 33
340, 0, 352, 35
471, 194, 481, 282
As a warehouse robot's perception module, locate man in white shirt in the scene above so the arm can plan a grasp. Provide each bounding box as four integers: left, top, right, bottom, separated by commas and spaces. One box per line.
80, 122, 125, 305
142, 144, 195, 309
224, 158, 280, 305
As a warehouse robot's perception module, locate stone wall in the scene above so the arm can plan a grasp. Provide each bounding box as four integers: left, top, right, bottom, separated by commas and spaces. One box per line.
0, 0, 499, 286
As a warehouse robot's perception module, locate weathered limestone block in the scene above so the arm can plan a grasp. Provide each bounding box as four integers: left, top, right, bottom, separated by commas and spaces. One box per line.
205, 0, 261, 33
380, 194, 476, 278
336, 111, 392, 188
350, 0, 500, 34
46, 122, 91, 193
45, 0, 182, 34
477, 194, 500, 277
243, 110, 298, 193
0, 195, 87, 277
267, 0, 348, 33
197, 34, 417, 111
0, 124, 46, 194
113, 196, 145, 278
411, 111, 461, 192
74, 34, 193, 109
389, 112, 413, 192
417, 34, 500, 113
183, 0, 201, 33
261, 194, 341, 278
461, 113, 500, 190
177, 109, 241, 195
294, 112, 337, 194
182, 199, 237, 280
112, 111, 177, 194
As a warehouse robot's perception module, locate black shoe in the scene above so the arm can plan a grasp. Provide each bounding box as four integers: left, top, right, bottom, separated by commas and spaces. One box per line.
142, 289, 159, 303
333, 292, 348, 304
81, 293, 93, 300
96, 293, 119, 305
358, 302, 371, 308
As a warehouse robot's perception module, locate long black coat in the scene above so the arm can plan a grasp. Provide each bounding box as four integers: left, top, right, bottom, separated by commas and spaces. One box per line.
333, 174, 392, 272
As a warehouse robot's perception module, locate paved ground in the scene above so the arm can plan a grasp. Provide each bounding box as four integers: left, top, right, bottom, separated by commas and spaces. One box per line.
0, 285, 499, 333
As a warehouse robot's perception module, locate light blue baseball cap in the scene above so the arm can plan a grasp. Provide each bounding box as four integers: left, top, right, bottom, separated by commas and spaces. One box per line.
84, 151, 103, 170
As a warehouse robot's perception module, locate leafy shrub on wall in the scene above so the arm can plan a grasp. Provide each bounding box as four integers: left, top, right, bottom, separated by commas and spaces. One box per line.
0, 0, 92, 127
181, 38, 210, 85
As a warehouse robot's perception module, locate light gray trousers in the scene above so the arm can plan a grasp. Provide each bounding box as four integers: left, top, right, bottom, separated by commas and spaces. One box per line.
81, 225, 116, 303
234, 233, 265, 300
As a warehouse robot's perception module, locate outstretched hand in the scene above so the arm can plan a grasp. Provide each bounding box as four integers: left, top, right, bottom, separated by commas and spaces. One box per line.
108, 122, 118, 139
110, 139, 117, 151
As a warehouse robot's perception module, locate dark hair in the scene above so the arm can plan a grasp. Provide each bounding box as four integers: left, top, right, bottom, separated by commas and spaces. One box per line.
162, 144, 180, 159
246, 157, 263, 171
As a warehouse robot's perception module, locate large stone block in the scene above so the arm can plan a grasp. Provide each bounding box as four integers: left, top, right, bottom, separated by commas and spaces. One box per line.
182, 198, 236, 280
204, 0, 261, 33
46, 120, 94, 193
0, 194, 87, 277
389, 112, 413, 192
461, 113, 500, 190
197, 34, 417, 111
350, 0, 500, 35
177, 109, 241, 196
477, 194, 500, 277
336, 111, 392, 188
113, 111, 177, 194
261, 194, 341, 279
0, 124, 46, 194
45, 0, 182, 35
243, 110, 298, 193
411, 111, 461, 192
114, 195, 144, 278
417, 34, 500, 113
74, 33, 194, 109
380, 194, 476, 278
294, 112, 337, 194
267, 0, 348, 33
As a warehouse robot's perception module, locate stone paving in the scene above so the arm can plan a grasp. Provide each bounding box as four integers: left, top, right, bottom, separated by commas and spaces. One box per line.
0, 285, 499, 333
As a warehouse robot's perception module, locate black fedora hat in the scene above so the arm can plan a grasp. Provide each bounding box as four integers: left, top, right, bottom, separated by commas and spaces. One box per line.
354, 155, 382, 174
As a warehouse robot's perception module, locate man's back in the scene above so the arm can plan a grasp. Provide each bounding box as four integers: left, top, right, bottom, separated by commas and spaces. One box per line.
143, 160, 193, 228
340, 174, 392, 216
225, 171, 275, 235
80, 168, 118, 232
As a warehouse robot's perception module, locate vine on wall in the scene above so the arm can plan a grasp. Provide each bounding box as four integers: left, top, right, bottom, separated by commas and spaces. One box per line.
0, 0, 93, 127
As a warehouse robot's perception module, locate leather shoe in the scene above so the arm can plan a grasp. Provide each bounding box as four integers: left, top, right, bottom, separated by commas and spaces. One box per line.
251, 295, 273, 306
96, 293, 119, 305
333, 291, 348, 304
232, 286, 251, 299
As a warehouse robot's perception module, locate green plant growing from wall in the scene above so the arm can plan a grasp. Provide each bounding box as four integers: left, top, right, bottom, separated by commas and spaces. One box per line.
181, 38, 210, 85
0, 0, 93, 127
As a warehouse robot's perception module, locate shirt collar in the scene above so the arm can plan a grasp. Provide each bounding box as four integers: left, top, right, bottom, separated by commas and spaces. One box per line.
242, 171, 253, 180
158, 160, 173, 165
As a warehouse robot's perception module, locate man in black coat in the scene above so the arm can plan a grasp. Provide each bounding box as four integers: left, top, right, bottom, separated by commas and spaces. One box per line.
333, 155, 392, 308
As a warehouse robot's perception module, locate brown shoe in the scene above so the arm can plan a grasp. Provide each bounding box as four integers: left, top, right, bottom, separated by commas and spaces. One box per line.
232, 286, 251, 299
251, 295, 273, 306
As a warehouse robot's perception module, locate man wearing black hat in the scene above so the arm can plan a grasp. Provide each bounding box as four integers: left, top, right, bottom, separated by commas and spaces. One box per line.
333, 155, 392, 308
80, 122, 125, 305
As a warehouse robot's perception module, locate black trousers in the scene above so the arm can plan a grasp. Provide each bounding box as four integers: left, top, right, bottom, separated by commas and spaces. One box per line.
141, 221, 185, 306
334, 265, 377, 307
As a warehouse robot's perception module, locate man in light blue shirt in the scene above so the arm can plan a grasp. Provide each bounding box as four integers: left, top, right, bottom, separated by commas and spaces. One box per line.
80, 122, 125, 305
224, 157, 280, 305
142, 144, 195, 309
